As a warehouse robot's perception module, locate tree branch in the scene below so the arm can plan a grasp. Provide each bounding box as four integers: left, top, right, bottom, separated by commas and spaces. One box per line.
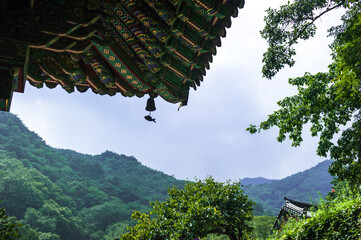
289, 2, 344, 45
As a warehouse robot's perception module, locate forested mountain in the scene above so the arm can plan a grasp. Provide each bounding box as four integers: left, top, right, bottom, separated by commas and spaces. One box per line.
0, 112, 335, 238
240, 177, 276, 185
0, 112, 184, 239
244, 160, 334, 215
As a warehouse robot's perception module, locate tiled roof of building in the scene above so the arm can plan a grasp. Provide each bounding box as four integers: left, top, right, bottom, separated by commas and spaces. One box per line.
273, 197, 315, 230
0, 0, 244, 111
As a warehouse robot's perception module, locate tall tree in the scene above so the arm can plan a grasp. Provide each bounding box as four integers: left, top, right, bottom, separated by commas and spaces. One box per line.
121, 177, 254, 240
0, 207, 21, 240
247, 0, 361, 188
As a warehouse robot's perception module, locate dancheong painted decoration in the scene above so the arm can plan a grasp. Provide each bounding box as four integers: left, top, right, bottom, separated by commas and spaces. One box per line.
0, 0, 245, 112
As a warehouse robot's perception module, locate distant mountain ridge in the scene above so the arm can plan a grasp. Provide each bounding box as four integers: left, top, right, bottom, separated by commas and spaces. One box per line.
240, 177, 277, 185
243, 160, 334, 215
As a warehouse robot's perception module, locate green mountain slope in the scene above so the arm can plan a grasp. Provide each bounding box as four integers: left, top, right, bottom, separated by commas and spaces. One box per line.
0, 112, 184, 239
240, 177, 276, 185
244, 160, 334, 215
0, 112, 335, 238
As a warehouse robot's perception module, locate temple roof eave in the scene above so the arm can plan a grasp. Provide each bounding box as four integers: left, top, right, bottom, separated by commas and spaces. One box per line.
0, 0, 244, 111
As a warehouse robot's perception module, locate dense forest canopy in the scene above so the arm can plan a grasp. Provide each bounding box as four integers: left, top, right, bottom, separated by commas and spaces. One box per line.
0, 112, 184, 239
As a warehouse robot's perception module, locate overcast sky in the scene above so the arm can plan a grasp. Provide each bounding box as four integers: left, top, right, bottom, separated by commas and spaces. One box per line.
11, 1, 344, 181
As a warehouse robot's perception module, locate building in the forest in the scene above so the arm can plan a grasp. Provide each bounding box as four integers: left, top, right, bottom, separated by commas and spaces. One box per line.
0, 0, 244, 112
273, 197, 315, 231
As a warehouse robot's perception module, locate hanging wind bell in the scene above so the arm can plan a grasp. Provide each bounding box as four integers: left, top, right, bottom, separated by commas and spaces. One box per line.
144, 96, 156, 123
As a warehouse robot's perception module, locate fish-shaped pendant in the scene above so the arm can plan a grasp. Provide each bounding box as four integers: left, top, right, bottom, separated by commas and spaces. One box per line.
144, 115, 156, 123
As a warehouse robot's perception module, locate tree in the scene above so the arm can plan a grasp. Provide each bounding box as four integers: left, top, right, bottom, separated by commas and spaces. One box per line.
247, 0, 361, 188
0, 207, 22, 240
121, 177, 254, 240
23, 200, 86, 240
78, 199, 130, 236
250, 216, 275, 240
102, 222, 130, 240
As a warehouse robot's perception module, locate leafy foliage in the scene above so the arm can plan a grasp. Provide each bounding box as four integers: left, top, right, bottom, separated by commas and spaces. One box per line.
261, 0, 349, 79
0, 207, 22, 240
249, 216, 275, 240
248, 0, 361, 187
256, 5, 361, 231
121, 177, 254, 240
273, 182, 361, 240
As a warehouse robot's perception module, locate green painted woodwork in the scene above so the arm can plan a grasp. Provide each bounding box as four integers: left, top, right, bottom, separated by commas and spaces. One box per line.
92, 44, 152, 93
0, 0, 244, 110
